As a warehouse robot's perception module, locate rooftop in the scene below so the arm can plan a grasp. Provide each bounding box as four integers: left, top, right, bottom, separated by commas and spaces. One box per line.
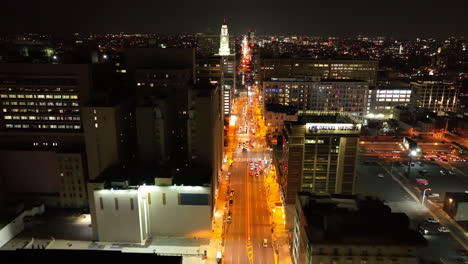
296, 111, 360, 125
0, 249, 182, 263
298, 193, 427, 246
265, 103, 298, 115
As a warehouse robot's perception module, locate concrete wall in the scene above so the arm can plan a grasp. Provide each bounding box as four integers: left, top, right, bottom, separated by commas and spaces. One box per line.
94, 190, 145, 244
143, 185, 212, 238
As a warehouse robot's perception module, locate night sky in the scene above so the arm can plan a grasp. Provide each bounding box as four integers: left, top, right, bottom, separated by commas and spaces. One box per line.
2, 0, 468, 37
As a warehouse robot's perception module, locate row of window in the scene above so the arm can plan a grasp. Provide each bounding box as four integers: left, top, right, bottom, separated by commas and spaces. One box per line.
5, 124, 81, 129
3, 108, 79, 114
2, 101, 79, 107
4, 115, 80, 121
0, 94, 78, 99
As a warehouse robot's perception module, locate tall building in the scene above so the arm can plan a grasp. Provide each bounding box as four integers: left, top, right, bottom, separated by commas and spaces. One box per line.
366, 84, 411, 119
259, 59, 378, 86
0, 63, 132, 208
218, 20, 231, 56
281, 111, 361, 204
410, 81, 460, 113
0, 64, 91, 208
81, 104, 135, 180
264, 78, 368, 118
128, 48, 223, 188
410, 81, 460, 112
293, 193, 426, 264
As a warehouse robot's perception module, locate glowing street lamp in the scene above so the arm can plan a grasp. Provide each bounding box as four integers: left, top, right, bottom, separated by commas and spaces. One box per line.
422, 188, 431, 204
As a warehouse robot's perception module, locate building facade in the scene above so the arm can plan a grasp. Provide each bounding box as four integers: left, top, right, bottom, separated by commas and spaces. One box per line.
366, 86, 411, 119
259, 59, 378, 86
264, 104, 298, 138
264, 78, 368, 118
410, 81, 459, 113
281, 111, 361, 204
92, 183, 212, 243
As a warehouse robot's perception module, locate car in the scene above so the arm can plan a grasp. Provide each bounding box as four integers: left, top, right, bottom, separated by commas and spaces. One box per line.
455, 258, 468, 264
449, 170, 455, 175
426, 217, 439, 223
377, 173, 384, 178
229, 199, 233, 206
428, 193, 440, 198
440, 170, 445, 175
230, 190, 234, 196
438, 226, 450, 233
458, 249, 468, 257
242, 148, 248, 152
263, 239, 268, 247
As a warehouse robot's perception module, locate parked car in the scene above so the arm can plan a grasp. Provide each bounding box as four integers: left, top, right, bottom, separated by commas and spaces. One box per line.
438, 226, 450, 233
426, 217, 439, 223
377, 173, 384, 178
263, 239, 268, 247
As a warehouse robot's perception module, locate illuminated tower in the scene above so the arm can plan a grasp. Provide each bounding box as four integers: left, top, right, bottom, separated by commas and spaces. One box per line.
218, 19, 231, 56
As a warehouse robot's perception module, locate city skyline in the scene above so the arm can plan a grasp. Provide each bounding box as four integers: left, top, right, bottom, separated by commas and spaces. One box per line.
1, 0, 468, 38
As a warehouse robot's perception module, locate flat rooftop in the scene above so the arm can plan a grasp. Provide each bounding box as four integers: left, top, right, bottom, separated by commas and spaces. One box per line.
296, 111, 360, 125
299, 193, 427, 246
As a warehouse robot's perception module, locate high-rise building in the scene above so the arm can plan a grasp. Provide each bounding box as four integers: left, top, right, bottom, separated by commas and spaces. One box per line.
0, 64, 92, 208
366, 84, 412, 119
128, 49, 223, 188
0, 63, 132, 208
259, 59, 378, 86
281, 111, 361, 204
264, 78, 368, 118
293, 193, 426, 264
218, 20, 231, 56
410, 81, 460, 113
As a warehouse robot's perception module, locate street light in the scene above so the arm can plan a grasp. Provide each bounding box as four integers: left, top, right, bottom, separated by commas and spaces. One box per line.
422, 188, 432, 204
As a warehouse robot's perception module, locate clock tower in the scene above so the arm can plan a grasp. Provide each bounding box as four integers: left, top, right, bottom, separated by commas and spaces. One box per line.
218, 19, 231, 56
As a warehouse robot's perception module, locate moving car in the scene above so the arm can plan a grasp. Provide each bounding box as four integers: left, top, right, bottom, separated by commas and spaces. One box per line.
263, 239, 268, 247
377, 173, 384, 178
440, 170, 445, 175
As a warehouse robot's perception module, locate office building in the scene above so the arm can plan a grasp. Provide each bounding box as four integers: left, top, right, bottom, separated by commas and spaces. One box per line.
293, 193, 426, 264
281, 111, 361, 204
0, 63, 133, 208
410, 81, 460, 113
366, 85, 411, 119
259, 59, 378, 86
264, 78, 368, 118
196, 55, 235, 116
129, 49, 222, 189
0, 64, 91, 208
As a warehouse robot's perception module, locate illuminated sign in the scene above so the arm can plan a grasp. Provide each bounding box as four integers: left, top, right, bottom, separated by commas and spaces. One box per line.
306, 123, 360, 134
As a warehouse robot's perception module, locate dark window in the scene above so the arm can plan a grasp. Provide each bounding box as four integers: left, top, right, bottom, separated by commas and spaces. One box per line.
179, 193, 209, 205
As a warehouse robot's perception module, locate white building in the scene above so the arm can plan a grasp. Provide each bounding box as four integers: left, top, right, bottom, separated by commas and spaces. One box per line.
92, 183, 212, 244
218, 21, 231, 56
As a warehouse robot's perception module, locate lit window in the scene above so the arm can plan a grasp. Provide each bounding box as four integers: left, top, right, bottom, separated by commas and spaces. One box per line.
4, 115, 12, 119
